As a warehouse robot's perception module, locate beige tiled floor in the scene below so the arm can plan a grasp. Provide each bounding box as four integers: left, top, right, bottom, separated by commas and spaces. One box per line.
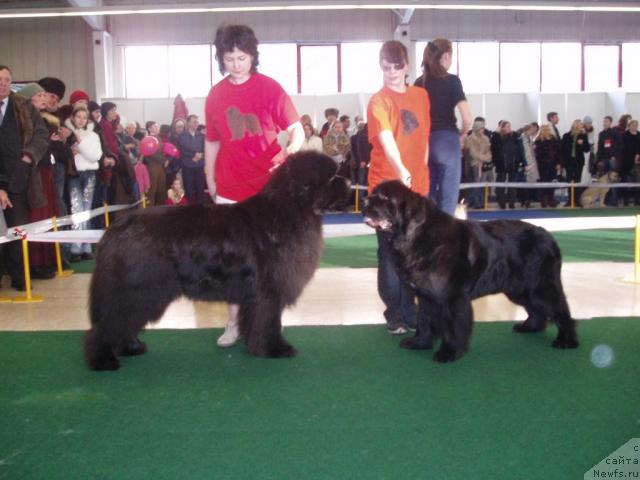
0, 262, 638, 331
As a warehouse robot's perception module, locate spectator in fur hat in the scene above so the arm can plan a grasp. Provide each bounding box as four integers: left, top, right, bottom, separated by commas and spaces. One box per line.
37, 77, 66, 115
20, 81, 62, 278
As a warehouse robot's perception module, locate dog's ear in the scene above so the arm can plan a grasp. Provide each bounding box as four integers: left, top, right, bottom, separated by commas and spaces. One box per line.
394, 188, 427, 231
265, 151, 338, 204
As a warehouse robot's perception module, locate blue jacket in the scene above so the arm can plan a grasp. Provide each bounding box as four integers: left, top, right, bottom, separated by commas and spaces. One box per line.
177, 130, 205, 169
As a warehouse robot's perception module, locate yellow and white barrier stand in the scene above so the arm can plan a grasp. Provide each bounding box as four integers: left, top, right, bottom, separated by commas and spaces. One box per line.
484, 184, 489, 211
570, 181, 575, 208
52, 217, 73, 278
13, 233, 43, 303
635, 214, 640, 284
103, 202, 110, 227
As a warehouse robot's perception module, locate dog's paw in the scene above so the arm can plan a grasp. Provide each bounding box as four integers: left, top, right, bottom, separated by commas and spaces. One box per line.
267, 341, 297, 358
513, 320, 546, 333
117, 338, 148, 357
552, 336, 579, 349
399, 336, 433, 350
87, 356, 120, 371
433, 346, 463, 363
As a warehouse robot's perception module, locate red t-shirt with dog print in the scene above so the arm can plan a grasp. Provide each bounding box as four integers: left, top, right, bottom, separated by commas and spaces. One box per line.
205, 73, 299, 201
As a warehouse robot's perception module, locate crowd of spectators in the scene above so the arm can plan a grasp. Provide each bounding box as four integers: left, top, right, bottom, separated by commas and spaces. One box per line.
462, 112, 640, 209
0, 66, 208, 289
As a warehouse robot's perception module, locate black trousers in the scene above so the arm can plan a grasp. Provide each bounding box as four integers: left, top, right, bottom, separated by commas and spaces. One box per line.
496, 171, 517, 206
2, 192, 29, 284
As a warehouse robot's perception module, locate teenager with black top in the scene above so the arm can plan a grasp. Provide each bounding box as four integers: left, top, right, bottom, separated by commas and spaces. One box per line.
414, 38, 472, 215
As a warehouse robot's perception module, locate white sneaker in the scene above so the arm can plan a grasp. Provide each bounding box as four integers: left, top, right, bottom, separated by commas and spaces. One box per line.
217, 319, 240, 347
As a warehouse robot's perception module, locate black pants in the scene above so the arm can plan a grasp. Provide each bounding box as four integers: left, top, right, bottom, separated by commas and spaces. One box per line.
565, 162, 585, 203
2, 192, 29, 284
182, 166, 206, 205
496, 171, 517, 207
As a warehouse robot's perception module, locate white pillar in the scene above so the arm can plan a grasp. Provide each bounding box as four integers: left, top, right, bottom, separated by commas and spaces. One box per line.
92, 30, 113, 102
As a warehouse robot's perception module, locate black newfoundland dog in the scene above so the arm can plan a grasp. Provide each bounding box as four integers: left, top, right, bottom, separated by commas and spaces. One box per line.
363, 180, 578, 363
85, 151, 351, 370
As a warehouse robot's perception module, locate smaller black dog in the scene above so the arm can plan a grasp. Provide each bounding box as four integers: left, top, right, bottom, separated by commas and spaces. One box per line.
363, 180, 578, 362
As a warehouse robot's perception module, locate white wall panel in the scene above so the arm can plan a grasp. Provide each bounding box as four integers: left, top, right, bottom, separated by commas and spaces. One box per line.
566, 93, 607, 130
626, 94, 640, 119
0, 17, 95, 102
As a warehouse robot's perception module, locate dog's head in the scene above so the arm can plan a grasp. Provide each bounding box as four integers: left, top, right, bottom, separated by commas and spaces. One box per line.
363, 180, 431, 233
605, 171, 621, 183
264, 151, 351, 211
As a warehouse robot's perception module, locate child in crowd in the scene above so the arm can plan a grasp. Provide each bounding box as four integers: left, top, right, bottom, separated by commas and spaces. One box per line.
165, 177, 187, 206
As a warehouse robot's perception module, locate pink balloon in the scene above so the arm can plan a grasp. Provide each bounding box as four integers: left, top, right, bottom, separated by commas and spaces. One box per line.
162, 142, 180, 158
140, 136, 159, 157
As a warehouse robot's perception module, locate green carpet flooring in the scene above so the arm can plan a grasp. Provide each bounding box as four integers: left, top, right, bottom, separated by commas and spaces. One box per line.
1, 319, 638, 479
320, 229, 635, 267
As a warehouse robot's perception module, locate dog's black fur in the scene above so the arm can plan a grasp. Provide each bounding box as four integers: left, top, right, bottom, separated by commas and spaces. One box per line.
363, 180, 578, 363
85, 151, 351, 370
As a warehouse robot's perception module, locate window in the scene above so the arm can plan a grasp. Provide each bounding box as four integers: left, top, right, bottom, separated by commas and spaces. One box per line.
500, 43, 540, 93
414, 41, 458, 78
584, 45, 620, 92
125, 46, 169, 98
299, 45, 338, 94
541, 43, 581, 93
341, 42, 383, 94
458, 42, 499, 93
168, 45, 212, 98
258, 43, 298, 94
622, 43, 640, 91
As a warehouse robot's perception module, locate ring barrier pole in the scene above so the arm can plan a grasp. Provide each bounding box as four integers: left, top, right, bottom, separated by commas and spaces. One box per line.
635, 215, 640, 284
354, 187, 360, 213
570, 181, 575, 208
104, 202, 110, 228
142, 194, 147, 209
484, 184, 489, 210
13, 236, 43, 303
52, 216, 73, 278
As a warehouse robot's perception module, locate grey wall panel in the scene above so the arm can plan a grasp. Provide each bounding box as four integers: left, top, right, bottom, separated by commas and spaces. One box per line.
411, 10, 640, 42
0, 17, 95, 101
110, 10, 395, 45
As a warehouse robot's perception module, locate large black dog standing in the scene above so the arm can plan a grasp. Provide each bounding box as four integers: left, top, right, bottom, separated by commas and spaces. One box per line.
363, 180, 578, 363
85, 152, 351, 370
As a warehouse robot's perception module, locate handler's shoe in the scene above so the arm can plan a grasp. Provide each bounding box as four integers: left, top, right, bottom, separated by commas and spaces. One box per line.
387, 324, 408, 335
217, 319, 241, 347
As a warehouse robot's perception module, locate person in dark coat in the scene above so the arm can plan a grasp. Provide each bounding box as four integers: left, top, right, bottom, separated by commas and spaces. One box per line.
561, 119, 590, 206
0, 66, 50, 290
490, 120, 525, 209
177, 114, 206, 205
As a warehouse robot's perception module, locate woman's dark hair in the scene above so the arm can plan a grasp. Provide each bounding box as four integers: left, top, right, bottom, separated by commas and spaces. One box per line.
379, 40, 408, 67
214, 24, 260, 75
422, 38, 452, 79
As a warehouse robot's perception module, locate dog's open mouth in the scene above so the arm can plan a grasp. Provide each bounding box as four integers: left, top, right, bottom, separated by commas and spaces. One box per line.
364, 216, 392, 230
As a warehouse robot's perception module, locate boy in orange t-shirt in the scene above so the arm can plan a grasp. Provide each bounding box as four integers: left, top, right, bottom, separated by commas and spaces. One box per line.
366, 40, 431, 334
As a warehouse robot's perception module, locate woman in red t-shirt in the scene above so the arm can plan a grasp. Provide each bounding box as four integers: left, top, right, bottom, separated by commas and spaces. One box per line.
204, 24, 304, 348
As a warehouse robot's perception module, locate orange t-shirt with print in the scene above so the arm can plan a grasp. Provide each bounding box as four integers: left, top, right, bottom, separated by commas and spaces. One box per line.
367, 85, 431, 195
